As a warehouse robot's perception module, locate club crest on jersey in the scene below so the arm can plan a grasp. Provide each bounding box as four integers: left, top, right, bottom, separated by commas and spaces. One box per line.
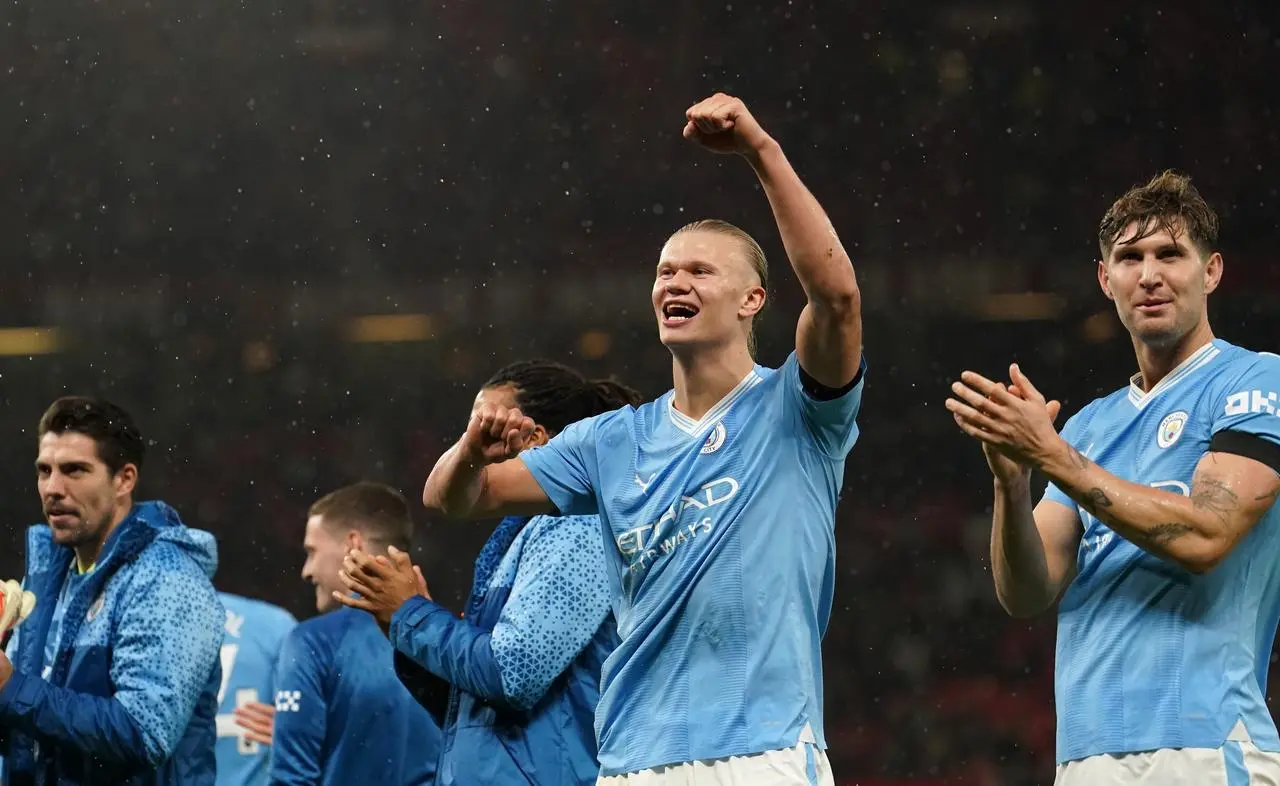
1157, 410, 1189, 449
700, 421, 726, 455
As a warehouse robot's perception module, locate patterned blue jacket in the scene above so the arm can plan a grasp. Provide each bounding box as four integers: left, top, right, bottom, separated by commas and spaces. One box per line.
0, 501, 225, 786
392, 514, 616, 785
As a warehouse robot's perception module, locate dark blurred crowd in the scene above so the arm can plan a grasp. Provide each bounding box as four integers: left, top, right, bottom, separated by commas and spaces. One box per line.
1, 0, 1278, 783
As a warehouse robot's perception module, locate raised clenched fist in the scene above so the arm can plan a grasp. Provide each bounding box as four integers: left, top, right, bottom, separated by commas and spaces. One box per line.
683, 93, 774, 157
460, 404, 537, 464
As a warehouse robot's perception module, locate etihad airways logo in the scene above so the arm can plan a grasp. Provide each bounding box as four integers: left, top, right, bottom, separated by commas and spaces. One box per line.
615, 476, 740, 560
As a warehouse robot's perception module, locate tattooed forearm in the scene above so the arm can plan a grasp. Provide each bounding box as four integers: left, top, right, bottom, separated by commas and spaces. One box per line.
1190, 474, 1239, 525
1256, 484, 1280, 505
1067, 445, 1091, 470
1081, 488, 1112, 513
1146, 522, 1195, 545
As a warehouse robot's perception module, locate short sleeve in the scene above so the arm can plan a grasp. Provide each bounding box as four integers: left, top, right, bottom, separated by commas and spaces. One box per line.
780, 351, 867, 458
519, 415, 603, 516
1212, 353, 1280, 446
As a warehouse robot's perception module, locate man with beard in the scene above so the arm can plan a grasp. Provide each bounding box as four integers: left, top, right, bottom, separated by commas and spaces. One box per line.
0, 396, 224, 785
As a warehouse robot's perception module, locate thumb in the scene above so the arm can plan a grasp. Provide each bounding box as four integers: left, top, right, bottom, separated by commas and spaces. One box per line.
413, 566, 431, 598
1009, 363, 1043, 401
1046, 399, 1062, 424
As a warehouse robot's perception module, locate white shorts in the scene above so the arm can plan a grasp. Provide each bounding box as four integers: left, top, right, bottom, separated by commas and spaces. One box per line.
1056, 742, 1280, 786
596, 740, 833, 786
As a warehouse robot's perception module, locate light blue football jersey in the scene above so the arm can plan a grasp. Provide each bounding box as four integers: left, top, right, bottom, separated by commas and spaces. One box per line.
1042, 339, 1280, 763
521, 351, 865, 776
215, 592, 297, 786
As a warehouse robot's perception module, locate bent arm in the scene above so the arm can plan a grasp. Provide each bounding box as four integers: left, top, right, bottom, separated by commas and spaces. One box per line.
0, 673, 152, 767
749, 141, 862, 388
991, 482, 1082, 618
422, 443, 553, 518
1040, 444, 1280, 574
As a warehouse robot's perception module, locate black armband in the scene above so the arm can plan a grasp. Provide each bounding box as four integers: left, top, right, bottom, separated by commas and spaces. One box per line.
1209, 430, 1280, 475
799, 362, 864, 402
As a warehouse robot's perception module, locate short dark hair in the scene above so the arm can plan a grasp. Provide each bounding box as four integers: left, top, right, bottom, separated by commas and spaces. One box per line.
38, 396, 145, 475
483, 360, 643, 436
1098, 170, 1219, 258
309, 482, 413, 550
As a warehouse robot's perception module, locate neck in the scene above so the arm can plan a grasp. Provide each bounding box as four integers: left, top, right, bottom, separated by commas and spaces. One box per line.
1132, 321, 1215, 391
74, 502, 132, 573
670, 343, 757, 421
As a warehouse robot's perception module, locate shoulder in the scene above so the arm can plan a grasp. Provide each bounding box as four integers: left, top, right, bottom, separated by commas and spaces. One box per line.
1211, 340, 1280, 381
548, 402, 642, 453
284, 612, 347, 661
125, 539, 217, 606
1057, 390, 1126, 438
295, 608, 356, 640
222, 594, 298, 630
755, 351, 860, 399
522, 514, 602, 551
586, 403, 642, 435
22, 525, 57, 570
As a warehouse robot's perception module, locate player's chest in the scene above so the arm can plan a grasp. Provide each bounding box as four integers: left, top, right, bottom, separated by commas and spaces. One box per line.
1075, 400, 1209, 559
603, 413, 759, 563
1084, 401, 1210, 494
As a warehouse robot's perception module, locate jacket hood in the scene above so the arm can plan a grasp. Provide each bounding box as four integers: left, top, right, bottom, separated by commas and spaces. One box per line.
133, 500, 218, 579
27, 500, 218, 579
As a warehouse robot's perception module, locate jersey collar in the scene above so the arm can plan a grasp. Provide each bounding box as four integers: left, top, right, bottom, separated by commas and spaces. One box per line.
1127, 339, 1221, 411
667, 368, 762, 436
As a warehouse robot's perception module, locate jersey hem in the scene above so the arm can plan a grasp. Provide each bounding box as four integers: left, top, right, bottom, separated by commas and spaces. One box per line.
1057, 735, 1280, 765
599, 739, 827, 777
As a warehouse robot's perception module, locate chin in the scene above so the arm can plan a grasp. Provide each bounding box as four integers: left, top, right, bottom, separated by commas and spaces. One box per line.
658, 323, 716, 349
1131, 320, 1187, 349
316, 591, 339, 614
49, 526, 84, 546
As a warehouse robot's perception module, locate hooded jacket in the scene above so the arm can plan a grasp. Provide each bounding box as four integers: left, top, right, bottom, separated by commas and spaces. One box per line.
393, 514, 616, 785
0, 501, 225, 786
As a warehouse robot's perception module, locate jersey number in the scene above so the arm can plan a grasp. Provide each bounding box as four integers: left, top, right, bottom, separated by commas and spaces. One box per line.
215, 644, 262, 755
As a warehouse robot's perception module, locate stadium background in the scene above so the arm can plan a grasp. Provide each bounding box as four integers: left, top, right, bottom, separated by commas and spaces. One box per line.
1, 2, 1277, 783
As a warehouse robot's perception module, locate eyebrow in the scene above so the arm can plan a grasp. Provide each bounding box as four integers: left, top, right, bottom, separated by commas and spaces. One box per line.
34, 460, 92, 470
1113, 241, 1185, 256
657, 259, 719, 269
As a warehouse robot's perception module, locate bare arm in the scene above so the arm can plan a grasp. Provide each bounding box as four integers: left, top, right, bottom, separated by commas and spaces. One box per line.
950, 366, 1280, 576
683, 94, 861, 388
421, 405, 554, 519
1040, 447, 1279, 574
751, 143, 862, 389
991, 479, 1082, 617
422, 442, 552, 519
